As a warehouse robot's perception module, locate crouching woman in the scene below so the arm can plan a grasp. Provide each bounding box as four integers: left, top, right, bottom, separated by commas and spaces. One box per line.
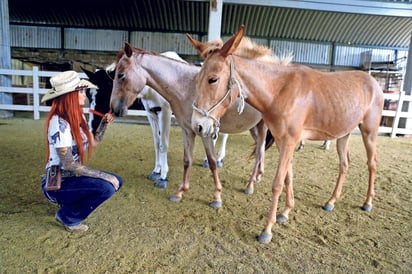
41, 70, 123, 232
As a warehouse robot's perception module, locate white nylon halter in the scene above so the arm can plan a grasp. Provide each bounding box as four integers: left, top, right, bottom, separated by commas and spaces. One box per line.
192, 55, 246, 130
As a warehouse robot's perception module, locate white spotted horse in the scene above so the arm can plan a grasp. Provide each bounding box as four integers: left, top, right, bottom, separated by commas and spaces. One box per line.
82, 55, 230, 189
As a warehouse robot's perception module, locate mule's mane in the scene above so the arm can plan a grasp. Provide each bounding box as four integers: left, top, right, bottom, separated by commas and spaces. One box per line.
202, 36, 293, 66
235, 37, 293, 65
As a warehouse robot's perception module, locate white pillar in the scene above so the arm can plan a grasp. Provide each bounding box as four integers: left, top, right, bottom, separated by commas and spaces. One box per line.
0, 0, 13, 118
402, 32, 412, 130
207, 0, 223, 42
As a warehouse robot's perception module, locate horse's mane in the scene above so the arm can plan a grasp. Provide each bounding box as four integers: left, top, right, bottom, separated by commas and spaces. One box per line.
115, 49, 125, 64
114, 47, 189, 65
202, 36, 293, 66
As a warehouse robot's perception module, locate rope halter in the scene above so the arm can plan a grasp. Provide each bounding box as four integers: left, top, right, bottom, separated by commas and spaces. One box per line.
192, 55, 246, 133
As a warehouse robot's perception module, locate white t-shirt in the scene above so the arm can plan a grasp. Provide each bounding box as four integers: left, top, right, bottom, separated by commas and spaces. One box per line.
46, 115, 89, 170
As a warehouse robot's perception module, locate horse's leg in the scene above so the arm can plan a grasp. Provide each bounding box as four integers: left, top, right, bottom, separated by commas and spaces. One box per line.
322, 140, 331, 150
296, 140, 305, 152
245, 120, 267, 194
258, 139, 295, 244
154, 107, 171, 188
201, 136, 223, 208
145, 109, 162, 182
323, 133, 351, 211
202, 135, 219, 168
169, 129, 196, 202
359, 126, 379, 212
216, 133, 228, 168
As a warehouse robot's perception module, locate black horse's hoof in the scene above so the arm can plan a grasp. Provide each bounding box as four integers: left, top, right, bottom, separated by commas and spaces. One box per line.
154, 179, 168, 189
217, 160, 224, 168
147, 172, 161, 181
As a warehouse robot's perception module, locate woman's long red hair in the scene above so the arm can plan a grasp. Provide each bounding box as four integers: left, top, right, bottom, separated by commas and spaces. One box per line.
45, 90, 93, 163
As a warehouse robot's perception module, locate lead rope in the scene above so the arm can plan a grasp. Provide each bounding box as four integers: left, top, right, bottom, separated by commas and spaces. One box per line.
229, 56, 246, 114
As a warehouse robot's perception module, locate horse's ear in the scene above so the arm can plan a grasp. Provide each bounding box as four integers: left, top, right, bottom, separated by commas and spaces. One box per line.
186, 33, 206, 57
81, 66, 94, 79
124, 42, 134, 58
187, 34, 224, 59
220, 25, 245, 57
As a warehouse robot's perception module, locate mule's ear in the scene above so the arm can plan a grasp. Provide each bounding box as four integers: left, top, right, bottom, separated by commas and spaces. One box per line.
124, 42, 134, 57
220, 25, 245, 57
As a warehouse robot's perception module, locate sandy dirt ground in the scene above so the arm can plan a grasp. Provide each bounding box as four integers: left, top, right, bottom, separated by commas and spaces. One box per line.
0, 117, 411, 273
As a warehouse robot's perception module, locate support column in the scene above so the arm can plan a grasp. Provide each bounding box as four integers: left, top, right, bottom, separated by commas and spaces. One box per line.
400, 32, 412, 129
207, 0, 223, 42
0, 0, 13, 118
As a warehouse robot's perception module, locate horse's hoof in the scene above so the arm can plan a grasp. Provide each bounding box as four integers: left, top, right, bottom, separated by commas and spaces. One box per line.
256, 232, 272, 244
169, 195, 182, 202
217, 160, 224, 168
244, 188, 254, 195
202, 159, 209, 168
323, 203, 335, 212
276, 214, 288, 224
147, 172, 161, 181
154, 179, 168, 189
210, 200, 222, 208
361, 204, 372, 212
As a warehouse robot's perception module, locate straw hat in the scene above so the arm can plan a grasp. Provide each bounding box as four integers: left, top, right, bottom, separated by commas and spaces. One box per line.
41, 70, 98, 103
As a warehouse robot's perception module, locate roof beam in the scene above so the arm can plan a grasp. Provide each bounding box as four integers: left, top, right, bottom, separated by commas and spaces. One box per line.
221, 0, 412, 17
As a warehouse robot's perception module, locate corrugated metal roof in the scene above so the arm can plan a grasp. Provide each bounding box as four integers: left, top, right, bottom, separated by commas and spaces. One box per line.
8, 0, 412, 49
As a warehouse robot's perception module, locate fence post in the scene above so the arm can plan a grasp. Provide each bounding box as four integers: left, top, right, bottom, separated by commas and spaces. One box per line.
32, 66, 40, 120
391, 91, 405, 138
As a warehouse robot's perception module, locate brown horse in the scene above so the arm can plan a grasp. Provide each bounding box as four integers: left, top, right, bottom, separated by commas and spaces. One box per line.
188, 25, 384, 244
110, 42, 269, 208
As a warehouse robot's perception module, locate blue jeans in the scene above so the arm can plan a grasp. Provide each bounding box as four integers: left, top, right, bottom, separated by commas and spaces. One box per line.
41, 172, 123, 226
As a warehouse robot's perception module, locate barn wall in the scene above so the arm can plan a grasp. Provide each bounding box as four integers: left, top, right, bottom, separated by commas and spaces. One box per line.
9, 25, 409, 70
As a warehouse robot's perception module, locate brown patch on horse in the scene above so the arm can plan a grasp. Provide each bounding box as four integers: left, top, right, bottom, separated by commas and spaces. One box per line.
115, 49, 125, 64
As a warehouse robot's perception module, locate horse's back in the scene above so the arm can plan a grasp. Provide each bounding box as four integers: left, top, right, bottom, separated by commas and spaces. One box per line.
161, 51, 187, 63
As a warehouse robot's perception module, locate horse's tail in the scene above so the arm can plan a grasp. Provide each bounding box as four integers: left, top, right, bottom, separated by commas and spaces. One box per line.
249, 129, 275, 158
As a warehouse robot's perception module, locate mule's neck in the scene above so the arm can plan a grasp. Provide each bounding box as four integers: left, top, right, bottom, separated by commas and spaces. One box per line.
232, 55, 287, 113
139, 53, 200, 103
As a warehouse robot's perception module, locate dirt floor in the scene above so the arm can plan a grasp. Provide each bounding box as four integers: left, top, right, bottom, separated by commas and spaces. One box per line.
1, 116, 411, 273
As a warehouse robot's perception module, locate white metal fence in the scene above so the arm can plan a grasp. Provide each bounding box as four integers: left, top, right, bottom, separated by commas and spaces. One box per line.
1, 67, 412, 137
0, 67, 147, 120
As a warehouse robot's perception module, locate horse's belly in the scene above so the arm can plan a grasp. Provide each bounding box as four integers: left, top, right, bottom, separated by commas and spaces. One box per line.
220, 103, 261, 133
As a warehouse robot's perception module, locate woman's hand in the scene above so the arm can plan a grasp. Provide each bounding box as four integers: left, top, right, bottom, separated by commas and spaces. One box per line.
103, 113, 114, 124
100, 172, 120, 191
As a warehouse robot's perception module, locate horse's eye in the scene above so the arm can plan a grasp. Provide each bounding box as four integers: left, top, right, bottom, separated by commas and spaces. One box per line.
208, 77, 218, 84
118, 73, 125, 80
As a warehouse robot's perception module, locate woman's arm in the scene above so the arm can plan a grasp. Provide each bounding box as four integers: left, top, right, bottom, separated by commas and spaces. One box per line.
56, 146, 119, 190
